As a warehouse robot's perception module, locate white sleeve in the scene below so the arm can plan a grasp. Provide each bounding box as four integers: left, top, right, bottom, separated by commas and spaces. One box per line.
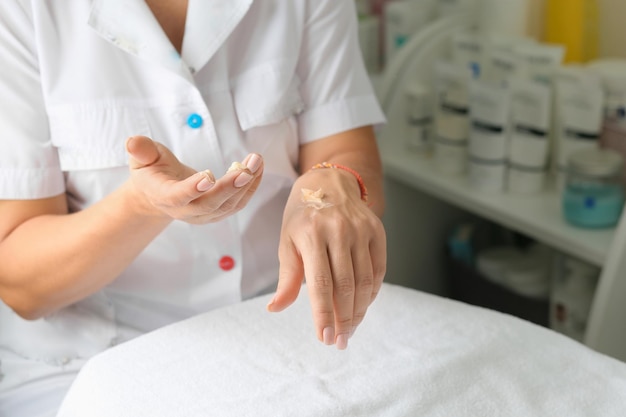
296, 0, 386, 143
0, 1, 64, 199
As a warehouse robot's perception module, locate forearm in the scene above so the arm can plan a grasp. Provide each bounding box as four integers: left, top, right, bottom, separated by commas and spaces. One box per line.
0, 181, 172, 320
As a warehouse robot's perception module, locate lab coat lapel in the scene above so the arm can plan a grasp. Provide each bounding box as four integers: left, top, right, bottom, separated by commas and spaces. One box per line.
182, 0, 254, 73
88, 0, 191, 79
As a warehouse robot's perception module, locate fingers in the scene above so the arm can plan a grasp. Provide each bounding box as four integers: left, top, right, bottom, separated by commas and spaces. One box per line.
368, 229, 387, 304
231, 153, 262, 188
269, 239, 305, 312
193, 172, 263, 223
173, 153, 263, 209
328, 245, 354, 350
302, 247, 336, 347
126, 136, 160, 169
167, 170, 218, 207
126, 135, 265, 221
196, 170, 217, 192
271, 207, 386, 350
322, 239, 379, 349
350, 245, 375, 334
272, 233, 337, 347
188, 153, 264, 217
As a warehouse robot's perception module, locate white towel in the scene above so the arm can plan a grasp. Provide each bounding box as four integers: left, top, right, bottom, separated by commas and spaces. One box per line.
56, 284, 626, 416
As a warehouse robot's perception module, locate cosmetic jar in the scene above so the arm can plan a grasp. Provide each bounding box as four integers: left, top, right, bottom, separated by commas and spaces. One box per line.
562, 148, 625, 228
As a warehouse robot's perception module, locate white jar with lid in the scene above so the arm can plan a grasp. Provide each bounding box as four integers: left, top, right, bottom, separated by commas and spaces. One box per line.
562, 147, 625, 228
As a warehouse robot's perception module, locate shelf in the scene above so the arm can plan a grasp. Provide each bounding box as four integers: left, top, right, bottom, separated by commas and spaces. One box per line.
380, 141, 616, 267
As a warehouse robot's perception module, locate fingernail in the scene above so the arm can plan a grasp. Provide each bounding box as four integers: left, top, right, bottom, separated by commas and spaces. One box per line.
323, 327, 335, 345
234, 171, 253, 188
246, 153, 262, 174
196, 170, 215, 192
336, 334, 349, 350
266, 298, 275, 312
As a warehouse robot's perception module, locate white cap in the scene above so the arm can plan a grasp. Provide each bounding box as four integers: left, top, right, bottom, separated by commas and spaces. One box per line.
567, 148, 623, 178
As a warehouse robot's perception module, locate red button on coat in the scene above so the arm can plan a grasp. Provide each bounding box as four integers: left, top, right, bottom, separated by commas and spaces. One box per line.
219, 255, 235, 271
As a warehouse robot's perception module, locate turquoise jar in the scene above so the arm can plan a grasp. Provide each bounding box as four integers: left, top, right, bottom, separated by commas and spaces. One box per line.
562, 148, 625, 228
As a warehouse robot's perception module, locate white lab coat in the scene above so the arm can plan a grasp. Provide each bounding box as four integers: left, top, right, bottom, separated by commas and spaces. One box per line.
0, 0, 384, 413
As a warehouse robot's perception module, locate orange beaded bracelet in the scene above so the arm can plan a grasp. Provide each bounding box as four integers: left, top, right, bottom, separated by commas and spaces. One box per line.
308, 162, 368, 203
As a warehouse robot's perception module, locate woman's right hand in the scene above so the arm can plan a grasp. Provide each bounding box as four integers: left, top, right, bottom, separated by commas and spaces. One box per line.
126, 136, 264, 224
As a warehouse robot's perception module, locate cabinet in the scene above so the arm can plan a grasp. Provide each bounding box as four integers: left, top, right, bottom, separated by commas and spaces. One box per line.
375, 13, 626, 361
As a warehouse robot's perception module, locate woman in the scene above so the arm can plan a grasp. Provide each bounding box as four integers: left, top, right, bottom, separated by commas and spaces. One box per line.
0, 0, 387, 415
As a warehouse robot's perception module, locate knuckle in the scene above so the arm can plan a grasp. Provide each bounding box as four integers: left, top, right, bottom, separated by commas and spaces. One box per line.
310, 274, 333, 293
357, 273, 375, 290
312, 305, 334, 319
335, 315, 352, 328
352, 310, 366, 325
329, 216, 353, 235
374, 264, 387, 281
370, 215, 384, 230
301, 214, 324, 232
245, 179, 262, 195
370, 287, 381, 304
219, 199, 237, 213
334, 276, 354, 297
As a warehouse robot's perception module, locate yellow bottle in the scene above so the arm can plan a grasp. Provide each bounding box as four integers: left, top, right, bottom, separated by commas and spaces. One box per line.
545, 0, 599, 63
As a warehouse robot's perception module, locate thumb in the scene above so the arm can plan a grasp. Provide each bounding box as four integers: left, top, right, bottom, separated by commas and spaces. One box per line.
126, 136, 160, 169
268, 240, 304, 312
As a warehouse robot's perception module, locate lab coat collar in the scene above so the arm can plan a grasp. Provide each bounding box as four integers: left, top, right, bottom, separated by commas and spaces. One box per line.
183, 0, 254, 73
88, 0, 253, 77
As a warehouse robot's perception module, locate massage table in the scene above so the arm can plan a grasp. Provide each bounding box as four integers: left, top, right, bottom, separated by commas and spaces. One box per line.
56, 283, 626, 416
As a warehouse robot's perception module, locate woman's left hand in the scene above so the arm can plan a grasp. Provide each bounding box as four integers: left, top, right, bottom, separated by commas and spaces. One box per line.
267, 167, 386, 350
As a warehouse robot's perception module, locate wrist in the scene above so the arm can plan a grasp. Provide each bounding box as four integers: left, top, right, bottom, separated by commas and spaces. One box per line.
305, 162, 368, 203
294, 165, 363, 205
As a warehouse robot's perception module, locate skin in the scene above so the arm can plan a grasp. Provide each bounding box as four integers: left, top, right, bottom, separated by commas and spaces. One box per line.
0, 0, 386, 350
0, 137, 265, 319
271, 127, 386, 350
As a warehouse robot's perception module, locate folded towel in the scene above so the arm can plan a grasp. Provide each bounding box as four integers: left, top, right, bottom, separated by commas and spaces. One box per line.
57, 283, 626, 416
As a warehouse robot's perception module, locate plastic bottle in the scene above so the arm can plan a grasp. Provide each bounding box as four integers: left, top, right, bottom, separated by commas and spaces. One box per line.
544, 0, 599, 63
405, 83, 434, 152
